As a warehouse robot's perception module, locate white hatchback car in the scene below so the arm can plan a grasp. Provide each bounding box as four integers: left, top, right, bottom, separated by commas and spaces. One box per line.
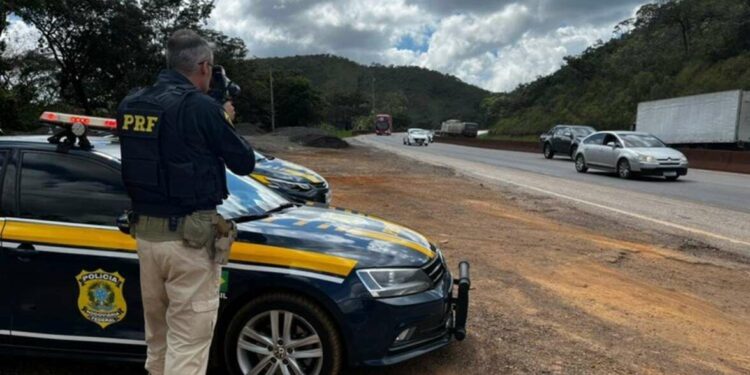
403, 128, 430, 146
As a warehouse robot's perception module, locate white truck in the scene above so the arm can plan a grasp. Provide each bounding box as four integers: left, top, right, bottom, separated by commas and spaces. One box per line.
636, 90, 750, 148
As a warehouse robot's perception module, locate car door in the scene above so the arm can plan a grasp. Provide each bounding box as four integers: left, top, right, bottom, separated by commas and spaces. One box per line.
553, 127, 572, 154
0, 150, 11, 345
2, 149, 145, 354
583, 133, 605, 166
600, 134, 621, 168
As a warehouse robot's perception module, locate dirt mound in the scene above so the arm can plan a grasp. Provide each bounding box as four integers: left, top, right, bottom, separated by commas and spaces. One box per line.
233, 122, 266, 136
290, 133, 349, 149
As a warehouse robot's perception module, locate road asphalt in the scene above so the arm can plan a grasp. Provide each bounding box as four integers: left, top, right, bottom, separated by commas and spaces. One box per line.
358, 133, 750, 257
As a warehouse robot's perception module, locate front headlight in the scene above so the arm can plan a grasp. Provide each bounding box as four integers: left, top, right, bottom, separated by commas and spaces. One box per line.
264, 176, 312, 191
637, 154, 656, 163
356, 268, 432, 298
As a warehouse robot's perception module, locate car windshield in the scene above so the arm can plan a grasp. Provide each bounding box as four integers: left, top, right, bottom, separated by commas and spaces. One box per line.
375, 120, 389, 130
620, 134, 665, 148
571, 128, 594, 136
218, 171, 290, 219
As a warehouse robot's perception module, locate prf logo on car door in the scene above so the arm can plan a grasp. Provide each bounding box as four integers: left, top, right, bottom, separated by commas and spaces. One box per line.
75, 269, 128, 329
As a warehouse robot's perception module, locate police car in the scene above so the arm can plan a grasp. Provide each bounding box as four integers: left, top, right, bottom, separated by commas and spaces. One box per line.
0, 112, 470, 374
251, 151, 331, 204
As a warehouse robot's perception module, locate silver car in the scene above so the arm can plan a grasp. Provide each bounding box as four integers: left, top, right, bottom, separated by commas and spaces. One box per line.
574, 131, 689, 180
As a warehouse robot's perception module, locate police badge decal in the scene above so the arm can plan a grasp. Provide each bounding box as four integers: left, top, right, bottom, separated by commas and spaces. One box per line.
76, 269, 127, 329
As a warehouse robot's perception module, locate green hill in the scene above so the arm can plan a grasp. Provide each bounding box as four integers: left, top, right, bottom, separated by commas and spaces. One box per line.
245, 55, 490, 129
484, 0, 750, 137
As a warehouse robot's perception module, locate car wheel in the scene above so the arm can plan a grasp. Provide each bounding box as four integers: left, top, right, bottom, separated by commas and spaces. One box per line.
569, 146, 577, 160
617, 159, 632, 179
666, 175, 679, 181
575, 154, 588, 173
543, 143, 554, 159
224, 293, 343, 375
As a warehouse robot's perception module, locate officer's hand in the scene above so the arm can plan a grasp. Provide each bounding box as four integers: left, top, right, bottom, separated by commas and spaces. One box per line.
223, 101, 236, 123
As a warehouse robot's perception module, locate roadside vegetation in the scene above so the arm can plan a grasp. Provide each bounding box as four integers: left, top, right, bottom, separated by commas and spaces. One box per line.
483, 0, 750, 137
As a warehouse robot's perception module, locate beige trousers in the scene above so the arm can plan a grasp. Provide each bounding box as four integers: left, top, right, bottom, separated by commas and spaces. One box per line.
137, 238, 221, 375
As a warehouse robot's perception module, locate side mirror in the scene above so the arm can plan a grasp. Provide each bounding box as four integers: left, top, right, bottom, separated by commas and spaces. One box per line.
606, 141, 616, 148
564, 132, 572, 138
116, 213, 131, 235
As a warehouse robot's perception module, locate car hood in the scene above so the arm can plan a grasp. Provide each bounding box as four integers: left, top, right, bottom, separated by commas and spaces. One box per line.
234, 205, 435, 270
252, 157, 326, 185
630, 147, 685, 159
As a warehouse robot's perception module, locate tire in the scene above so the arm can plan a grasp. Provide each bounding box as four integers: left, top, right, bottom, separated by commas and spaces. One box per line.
543, 143, 554, 159
617, 159, 632, 179
569, 146, 577, 160
224, 293, 343, 375
666, 175, 679, 181
575, 154, 588, 173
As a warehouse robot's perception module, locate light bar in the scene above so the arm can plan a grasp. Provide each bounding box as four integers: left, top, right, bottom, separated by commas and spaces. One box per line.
39, 111, 117, 131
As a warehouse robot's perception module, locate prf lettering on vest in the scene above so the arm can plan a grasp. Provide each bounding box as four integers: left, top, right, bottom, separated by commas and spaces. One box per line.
121, 114, 159, 133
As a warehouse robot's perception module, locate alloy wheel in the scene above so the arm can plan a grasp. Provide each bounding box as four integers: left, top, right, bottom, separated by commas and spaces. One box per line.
237, 310, 324, 375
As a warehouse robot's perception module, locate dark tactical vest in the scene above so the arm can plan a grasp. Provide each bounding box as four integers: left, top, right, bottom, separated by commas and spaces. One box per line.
117, 83, 226, 217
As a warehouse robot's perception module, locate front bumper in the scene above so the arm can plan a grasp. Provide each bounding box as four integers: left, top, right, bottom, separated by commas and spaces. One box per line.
637, 166, 688, 177
351, 261, 471, 367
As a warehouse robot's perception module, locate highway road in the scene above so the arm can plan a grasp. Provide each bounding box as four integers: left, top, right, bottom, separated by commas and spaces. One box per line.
357, 133, 750, 256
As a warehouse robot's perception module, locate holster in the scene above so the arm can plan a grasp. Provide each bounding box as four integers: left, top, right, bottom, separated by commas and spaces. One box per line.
211, 214, 236, 265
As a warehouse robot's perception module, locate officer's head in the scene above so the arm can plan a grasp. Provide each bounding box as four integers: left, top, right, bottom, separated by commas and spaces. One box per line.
166, 29, 214, 93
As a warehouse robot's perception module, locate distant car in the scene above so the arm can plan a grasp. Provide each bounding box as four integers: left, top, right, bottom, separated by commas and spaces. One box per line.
403, 128, 430, 146
540, 125, 596, 160
574, 131, 689, 180
251, 151, 331, 204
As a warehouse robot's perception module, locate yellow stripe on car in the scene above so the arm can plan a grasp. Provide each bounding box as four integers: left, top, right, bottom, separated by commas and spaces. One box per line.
344, 227, 434, 258
231, 242, 357, 277
3, 221, 136, 251
250, 173, 270, 185
2, 220, 357, 278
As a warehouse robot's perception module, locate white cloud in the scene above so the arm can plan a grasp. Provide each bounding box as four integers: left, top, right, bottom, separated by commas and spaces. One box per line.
210, 0, 647, 92
1, 18, 40, 58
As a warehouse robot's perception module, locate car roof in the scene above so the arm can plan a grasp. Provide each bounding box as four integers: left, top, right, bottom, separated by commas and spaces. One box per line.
0, 135, 121, 158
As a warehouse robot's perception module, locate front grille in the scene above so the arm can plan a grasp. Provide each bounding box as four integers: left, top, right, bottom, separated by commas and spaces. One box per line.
422, 251, 446, 285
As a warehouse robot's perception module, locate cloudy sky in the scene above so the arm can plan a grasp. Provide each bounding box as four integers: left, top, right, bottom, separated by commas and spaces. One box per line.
3, 1, 648, 93
209, 0, 648, 92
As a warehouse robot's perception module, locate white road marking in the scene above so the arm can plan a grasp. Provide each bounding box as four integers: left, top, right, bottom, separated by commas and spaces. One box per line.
359, 136, 750, 249
478, 173, 750, 248
10, 330, 146, 346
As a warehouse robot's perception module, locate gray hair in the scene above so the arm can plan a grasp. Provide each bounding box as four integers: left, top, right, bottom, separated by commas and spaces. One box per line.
166, 29, 213, 74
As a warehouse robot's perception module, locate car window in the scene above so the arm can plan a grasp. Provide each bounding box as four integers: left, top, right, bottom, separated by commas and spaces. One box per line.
570, 128, 593, 136
18, 151, 130, 226
602, 134, 622, 147
584, 133, 605, 145
219, 172, 290, 219
620, 134, 665, 148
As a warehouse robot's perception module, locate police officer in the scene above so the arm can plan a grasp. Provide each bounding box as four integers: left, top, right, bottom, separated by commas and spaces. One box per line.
116, 29, 254, 375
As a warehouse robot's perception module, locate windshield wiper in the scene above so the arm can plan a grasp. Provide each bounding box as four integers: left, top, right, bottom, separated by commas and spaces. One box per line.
264, 203, 296, 215
230, 213, 270, 223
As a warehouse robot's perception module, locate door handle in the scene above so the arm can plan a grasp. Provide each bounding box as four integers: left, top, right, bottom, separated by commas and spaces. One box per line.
9, 243, 37, 261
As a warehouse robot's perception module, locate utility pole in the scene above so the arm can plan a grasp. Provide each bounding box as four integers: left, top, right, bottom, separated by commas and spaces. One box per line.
268, 69, 276, 133
371, 76, 375, 114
